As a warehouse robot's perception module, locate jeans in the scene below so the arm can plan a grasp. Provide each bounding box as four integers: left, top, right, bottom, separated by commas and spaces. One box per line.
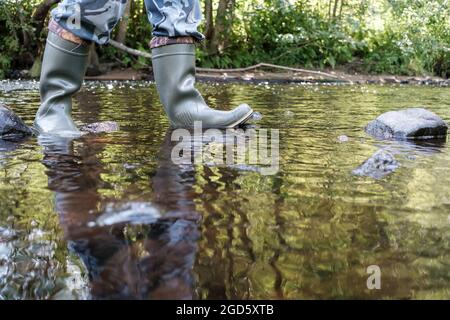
51, 0, 204, 45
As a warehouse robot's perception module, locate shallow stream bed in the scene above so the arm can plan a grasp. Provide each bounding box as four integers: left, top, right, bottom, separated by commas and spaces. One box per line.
0, 81, 449, 299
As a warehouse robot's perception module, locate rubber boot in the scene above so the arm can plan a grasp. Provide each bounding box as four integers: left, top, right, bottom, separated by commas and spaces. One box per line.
151, 44, 254, 129
34, 31, 89, 136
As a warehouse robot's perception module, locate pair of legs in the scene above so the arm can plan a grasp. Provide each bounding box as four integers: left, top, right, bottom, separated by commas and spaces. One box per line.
34, 0, 253, 136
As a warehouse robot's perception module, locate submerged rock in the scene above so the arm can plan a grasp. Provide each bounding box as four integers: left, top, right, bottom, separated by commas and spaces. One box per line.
80, 121, 120, 134
366, 108, 448, 140
352, 150, 400, 179
0, 103, 119, 140
0, 103, 33, 140
337, 135, 349, 143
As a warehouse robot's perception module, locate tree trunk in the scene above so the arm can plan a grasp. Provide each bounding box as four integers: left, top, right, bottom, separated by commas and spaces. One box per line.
204, 0, 215, 53
204, 0, 214, 40
328, 0, 333, 20
19, 8, 31, 49
86, 45, 101, 76
32, 0, 61, 38
115, 0, 132, 44
209, 0, 234, 55
332, 0, 340, 19
339, 0, 345, 20
229, 0, 236, 29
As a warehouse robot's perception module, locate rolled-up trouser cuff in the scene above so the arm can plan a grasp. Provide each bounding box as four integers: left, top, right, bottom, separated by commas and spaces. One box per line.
149, 36, 201, 49
48, 19, 91, 46
50, 0, 205, 45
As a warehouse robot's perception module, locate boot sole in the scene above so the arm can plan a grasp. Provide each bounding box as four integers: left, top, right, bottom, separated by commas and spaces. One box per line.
226, 109, 255, 128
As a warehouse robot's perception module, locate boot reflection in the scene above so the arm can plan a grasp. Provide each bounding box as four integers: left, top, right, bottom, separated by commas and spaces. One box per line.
40, 130, 200, 300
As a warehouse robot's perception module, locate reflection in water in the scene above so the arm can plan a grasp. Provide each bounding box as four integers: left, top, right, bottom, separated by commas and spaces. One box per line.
39, 130, 200, 299
379, 138, 447, 157
0, 82, 450, 299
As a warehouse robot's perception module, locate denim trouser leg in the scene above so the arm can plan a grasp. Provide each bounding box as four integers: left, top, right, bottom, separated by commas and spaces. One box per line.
51, 0, 204, 45
144, 0, 204, 40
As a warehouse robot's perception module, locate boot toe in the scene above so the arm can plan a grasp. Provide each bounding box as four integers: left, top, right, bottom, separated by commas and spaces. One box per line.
228, 104, 254, 128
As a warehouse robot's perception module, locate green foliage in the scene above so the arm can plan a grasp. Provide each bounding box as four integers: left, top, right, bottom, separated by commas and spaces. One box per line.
363, 0, 450, 76
0, 0, 43, 78
0, 0, 448, 78
231, 2, 361, 69
197, 0, 449, 77
0, 2, 18, 78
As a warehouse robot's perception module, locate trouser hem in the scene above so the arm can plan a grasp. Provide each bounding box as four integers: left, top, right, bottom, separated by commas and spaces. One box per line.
48, 19, 92, 46
149, 36, 201, 49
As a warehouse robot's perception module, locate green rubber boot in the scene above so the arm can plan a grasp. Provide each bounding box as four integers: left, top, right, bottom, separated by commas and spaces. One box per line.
151, 44, 254, 129
34, 31, 89, 136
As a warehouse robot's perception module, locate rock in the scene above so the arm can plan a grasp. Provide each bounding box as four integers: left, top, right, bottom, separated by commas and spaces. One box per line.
0, 139, 24, 153
80, 121, 120, 134
352, 150, 400, 179
0, 226, 16, 241
337, 135, 349, 143
366, 108, 448, 140
0, 103, 33, 140
0, 104, 119, 139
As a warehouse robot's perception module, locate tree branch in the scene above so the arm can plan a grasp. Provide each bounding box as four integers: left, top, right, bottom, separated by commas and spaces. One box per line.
197, 63, 340, 79
108, 39, 152, 59
32, 0, 61, 37
108, 40, 340, 79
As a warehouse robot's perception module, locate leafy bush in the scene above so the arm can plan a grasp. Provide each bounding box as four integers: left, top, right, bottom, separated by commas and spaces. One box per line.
0, 1, 43, 78
198, 0, 449, 77
0, 0, 448, 78
198, 2, 363, 69
363, 0, 450, 76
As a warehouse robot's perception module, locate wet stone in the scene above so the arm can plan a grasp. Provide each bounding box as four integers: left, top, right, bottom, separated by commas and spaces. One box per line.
366, 107, 448, 140
0, 103, 33, 140
337, 135, 349, 143
352, 149, 400, 179
80, 121, 120, 134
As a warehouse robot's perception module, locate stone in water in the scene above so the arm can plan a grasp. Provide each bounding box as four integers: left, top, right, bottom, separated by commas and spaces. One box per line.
80, 121, 120, 134
366, 107, 448, 140
0, 103, 33, 139
352, 150, 400, 179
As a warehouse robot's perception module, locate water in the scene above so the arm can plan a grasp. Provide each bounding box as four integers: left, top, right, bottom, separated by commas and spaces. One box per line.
0, 81, 449, 299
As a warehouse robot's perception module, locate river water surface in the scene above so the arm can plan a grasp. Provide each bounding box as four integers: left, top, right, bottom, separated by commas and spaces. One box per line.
0, 81, 449, 299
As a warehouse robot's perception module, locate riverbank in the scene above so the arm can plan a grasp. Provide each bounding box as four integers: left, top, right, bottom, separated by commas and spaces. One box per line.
3, 67, 449, 87
82, 67, 450, 86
